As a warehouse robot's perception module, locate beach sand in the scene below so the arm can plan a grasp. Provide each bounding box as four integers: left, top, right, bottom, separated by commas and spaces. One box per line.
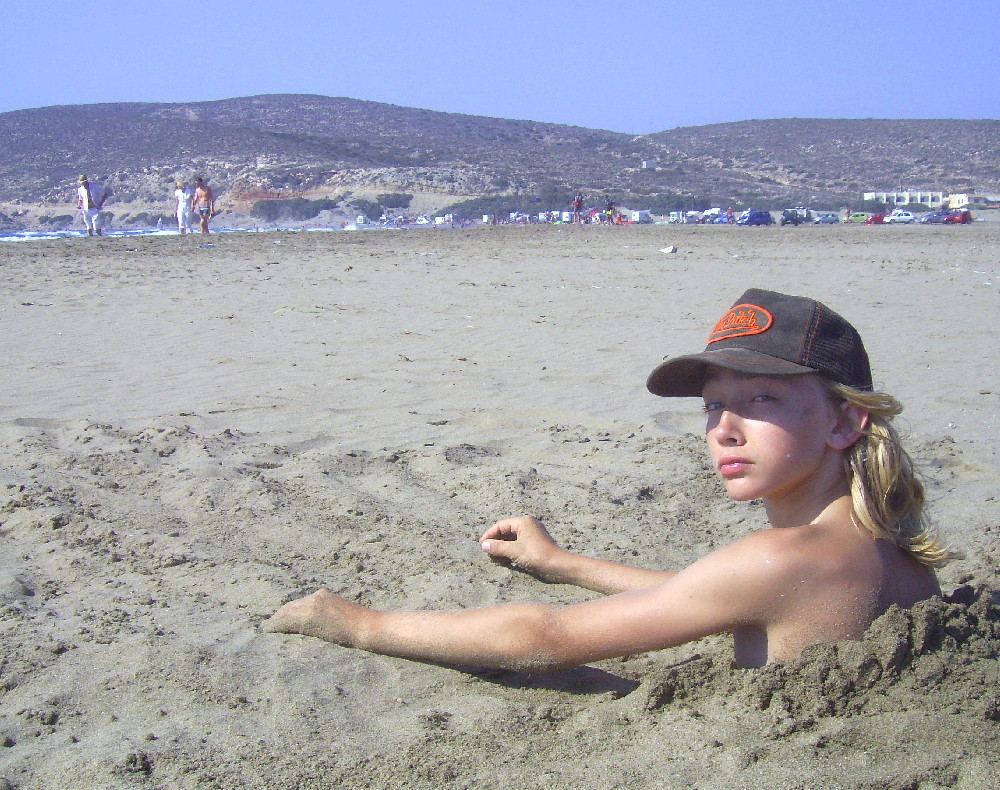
1, 224, 999, 789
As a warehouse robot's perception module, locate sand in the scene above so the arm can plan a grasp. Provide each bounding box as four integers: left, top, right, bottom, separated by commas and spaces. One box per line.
1, 223, 998, 789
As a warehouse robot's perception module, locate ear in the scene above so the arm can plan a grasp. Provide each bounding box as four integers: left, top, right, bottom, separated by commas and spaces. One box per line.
827, 401, 869, 451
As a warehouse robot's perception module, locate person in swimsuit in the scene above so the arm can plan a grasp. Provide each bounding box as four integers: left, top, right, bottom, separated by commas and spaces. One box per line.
192, 177, 215, 234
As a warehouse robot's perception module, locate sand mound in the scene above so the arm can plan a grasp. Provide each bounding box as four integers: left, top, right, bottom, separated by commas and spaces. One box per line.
2, 416, 998, 789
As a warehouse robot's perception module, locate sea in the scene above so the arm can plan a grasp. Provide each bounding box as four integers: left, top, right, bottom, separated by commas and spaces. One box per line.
0, 226, 363, 243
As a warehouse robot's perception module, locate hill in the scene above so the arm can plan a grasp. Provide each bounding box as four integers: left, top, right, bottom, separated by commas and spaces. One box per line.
646, 118, 1000, 202
0, 94, 997, 217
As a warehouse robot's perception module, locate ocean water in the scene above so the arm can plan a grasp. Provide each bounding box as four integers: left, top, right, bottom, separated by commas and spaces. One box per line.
0, 225, 363, 242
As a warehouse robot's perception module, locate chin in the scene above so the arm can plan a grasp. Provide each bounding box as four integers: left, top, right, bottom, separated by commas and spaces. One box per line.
722, 480, 764, 502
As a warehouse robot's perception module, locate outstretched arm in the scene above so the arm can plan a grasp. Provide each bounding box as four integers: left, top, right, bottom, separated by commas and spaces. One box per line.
263, 529, 795, 671
263, 589, 579, 671
479, 516, 675, 594
261, 586, 702, 671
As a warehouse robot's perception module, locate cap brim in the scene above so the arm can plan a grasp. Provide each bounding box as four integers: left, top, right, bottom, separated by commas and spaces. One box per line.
646, 348, 816, 397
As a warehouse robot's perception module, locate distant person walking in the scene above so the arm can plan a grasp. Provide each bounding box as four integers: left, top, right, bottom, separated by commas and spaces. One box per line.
572, 191, 584, 224
174, 180, 193, 234
603, 194, 616, 225
76, 175, 110, 237
192, 177, 215, 234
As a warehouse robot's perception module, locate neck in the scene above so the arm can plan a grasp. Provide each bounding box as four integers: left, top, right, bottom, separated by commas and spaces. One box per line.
762, 457, 853, 530
765, 489, 854, 532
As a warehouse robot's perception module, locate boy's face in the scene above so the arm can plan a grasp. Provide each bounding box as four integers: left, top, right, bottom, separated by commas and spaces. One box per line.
700, 369, 843, 503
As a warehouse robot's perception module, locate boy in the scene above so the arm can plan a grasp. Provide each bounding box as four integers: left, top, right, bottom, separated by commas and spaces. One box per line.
264, 290, 949, 669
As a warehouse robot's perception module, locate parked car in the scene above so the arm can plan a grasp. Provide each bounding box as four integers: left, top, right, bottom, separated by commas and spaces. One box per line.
918, 210, 952, 224
779, 207, 814, 225
884, 210, 916, 224
813, 213, 839, 224
945, 209, 973, 224
845, 212, 869, 223
866, 213, 887, 225
736, 210, 775, 226
779, 208, 810, 225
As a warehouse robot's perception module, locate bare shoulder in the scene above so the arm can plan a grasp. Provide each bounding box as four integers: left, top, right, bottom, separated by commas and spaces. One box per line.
660, 527, 832, 621
692, 525, 826, 578
711, 521, 938, 613
733, 520, 877, 569
670, 522, 876, 613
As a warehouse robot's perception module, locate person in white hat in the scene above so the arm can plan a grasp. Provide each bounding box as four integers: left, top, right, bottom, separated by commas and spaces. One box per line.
174, 180, 193, 234
76, 175, 109, 236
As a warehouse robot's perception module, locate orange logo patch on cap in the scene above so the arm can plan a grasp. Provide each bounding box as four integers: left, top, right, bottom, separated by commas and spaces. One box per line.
707, 303, 773, 344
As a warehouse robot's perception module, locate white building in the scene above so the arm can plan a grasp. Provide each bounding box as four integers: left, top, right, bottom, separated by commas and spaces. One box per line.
946, 193, 1000, 208
863, 190, 944, 207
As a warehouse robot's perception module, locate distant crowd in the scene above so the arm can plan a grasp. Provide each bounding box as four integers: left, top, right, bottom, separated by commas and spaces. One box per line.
69, 179, 980, 236
74, 174, 217, 236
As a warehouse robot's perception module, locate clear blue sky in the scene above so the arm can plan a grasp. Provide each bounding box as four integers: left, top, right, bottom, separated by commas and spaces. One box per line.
2, 0, 996, 133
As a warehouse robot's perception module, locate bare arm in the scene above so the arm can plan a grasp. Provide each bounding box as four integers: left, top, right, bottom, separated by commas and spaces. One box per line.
479, 516, 675, 594
263, 530, 796, 671
262, 587, 699, 671
263, 590, 576, 671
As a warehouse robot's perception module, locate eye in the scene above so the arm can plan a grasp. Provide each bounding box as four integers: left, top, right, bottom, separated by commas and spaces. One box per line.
751, 393, 776, 404
702, 401, 723, 413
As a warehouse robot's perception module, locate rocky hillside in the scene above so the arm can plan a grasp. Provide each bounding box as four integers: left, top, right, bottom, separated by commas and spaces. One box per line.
1, 94, 997, 211
646, 118, 1000, 201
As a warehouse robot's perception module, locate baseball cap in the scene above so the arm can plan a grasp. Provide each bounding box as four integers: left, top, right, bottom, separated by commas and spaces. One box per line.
646, 288, 873, 397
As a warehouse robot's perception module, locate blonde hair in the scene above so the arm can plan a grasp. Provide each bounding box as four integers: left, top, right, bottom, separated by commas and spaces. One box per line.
822, 380, 956, 568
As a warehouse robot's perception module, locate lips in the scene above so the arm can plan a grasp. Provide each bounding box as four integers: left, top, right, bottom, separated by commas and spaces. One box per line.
717, 456, 751, 477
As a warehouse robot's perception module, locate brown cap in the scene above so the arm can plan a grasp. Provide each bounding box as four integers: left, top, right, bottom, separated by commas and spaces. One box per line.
646, 289, 873, 397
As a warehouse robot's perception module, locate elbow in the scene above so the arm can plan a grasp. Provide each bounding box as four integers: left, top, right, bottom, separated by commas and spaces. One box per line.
499, 606, 581, 673
503, 646, 573, 674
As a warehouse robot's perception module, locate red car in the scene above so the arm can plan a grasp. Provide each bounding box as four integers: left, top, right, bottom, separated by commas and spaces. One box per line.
866, 213, 887, 225
944, 209, 973, 224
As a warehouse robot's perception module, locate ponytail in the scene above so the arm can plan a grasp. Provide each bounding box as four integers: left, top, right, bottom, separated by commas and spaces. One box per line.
822, 381, 956, 568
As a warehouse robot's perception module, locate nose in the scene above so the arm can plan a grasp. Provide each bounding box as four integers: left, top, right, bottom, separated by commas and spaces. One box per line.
708, 408, 745, 446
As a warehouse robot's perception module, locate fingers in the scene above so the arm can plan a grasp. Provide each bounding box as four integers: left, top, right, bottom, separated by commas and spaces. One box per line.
479, 518, 517, 544
479, 516, 561, 577
261, 603, 299, 634
481, 535, 514, 560
260, 614, 290, 634
480, 517, 532, 557
480, 515, 542, 544
260, 588, 335, 635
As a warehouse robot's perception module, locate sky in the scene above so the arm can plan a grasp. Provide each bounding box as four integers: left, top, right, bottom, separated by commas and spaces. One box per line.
2, 0, 997, 133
